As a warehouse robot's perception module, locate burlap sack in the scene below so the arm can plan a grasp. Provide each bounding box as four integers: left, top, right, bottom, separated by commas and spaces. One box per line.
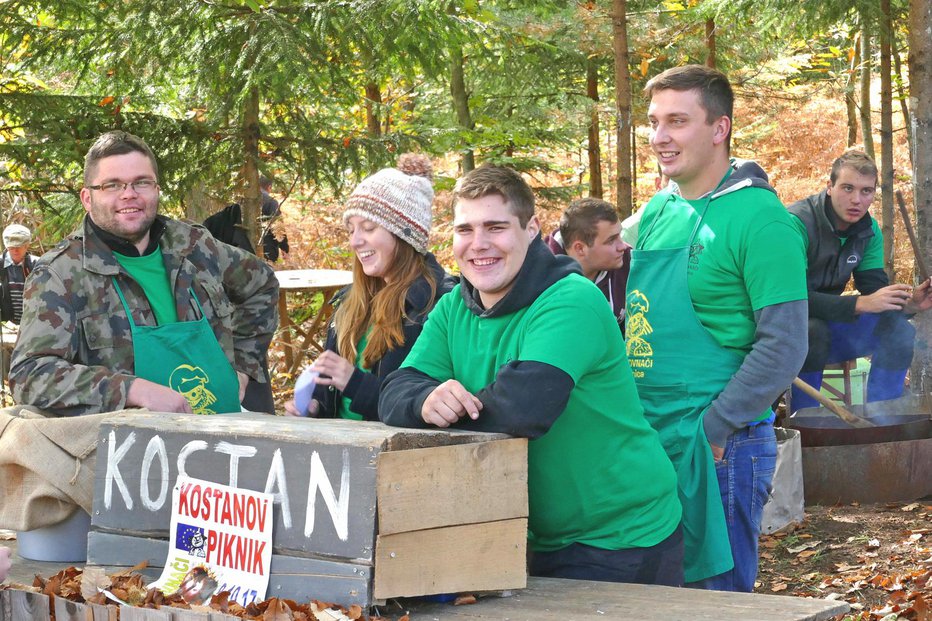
0, 406, 146, 530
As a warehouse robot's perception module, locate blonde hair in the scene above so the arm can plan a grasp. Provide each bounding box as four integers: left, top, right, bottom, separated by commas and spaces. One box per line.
334, 239, 437, 368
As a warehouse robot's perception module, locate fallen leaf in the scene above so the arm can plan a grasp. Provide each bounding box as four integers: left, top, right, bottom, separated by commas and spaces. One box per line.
771, 582, 788, 592
798, 550, 819, 559
81, 567, 111, 601
787, 541, 822, 554
867, 538, 881, 549
454, 594, 477, 606
902, 503, 920, 512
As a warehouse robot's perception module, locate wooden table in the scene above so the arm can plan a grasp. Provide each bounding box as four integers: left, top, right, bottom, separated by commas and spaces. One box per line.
404, 577, 849, 621
2, 542, 848, 621
274, 269, 352, 375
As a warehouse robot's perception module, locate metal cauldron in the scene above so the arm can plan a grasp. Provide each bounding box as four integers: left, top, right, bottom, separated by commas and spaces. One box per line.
785, 395, 932, 504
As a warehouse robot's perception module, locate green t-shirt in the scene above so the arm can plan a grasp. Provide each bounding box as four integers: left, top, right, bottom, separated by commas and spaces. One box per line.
402, 276, 681, 552
338, 329, 370, 421
638, 187, 808, 355
114, 247, 179, 325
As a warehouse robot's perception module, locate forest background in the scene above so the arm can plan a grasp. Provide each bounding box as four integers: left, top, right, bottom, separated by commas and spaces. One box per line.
1, 3, 931, 619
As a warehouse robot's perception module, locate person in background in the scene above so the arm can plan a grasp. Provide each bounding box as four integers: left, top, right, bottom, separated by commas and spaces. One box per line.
9, 131, 279, 416
787, 150, 932, 410
284, 154, 453, 419
1, 224, 38, 325
544, 198, 630, 332
379, 164, 683, 586
260, 176, 289, 262
629, 64, 808, 591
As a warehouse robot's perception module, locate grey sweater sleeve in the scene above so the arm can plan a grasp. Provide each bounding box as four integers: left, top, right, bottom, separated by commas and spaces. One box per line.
702, 299, 808, 446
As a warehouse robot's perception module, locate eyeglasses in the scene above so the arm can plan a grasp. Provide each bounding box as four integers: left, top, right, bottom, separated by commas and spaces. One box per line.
87, 179, 158, 193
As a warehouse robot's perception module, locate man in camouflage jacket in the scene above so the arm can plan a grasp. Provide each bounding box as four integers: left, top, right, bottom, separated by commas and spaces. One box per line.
9, 131, 279, 416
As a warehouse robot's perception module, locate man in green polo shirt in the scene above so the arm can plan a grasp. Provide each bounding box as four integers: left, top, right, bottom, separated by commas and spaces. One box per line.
629, 64, 808, 592
379, 164, 683, 586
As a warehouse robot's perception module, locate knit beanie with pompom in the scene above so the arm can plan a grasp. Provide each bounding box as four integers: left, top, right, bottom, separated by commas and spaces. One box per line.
342, 153, 434, 254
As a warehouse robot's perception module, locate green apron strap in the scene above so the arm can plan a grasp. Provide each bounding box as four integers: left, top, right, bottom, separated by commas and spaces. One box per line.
111, 277, 138, 330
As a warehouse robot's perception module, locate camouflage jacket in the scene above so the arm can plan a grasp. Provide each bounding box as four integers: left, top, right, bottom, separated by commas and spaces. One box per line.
9, 216, 280, 416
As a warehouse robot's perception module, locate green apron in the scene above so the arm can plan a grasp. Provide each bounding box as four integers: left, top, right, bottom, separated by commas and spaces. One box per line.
625, 192, 736, 583
114, 278, 241, 415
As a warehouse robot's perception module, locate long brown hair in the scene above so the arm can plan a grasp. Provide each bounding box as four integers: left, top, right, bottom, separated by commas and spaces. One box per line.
334, 239, 437, 368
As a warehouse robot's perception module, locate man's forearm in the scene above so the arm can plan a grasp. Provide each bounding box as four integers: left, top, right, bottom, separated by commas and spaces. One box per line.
703, 300, 808, 447
379, 367, 441, 428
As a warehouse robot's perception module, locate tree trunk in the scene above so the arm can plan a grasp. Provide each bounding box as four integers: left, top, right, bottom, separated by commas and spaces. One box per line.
880, 0, 895, 279
586, 58, 603, 198
908, 0, 932, 394
612, 0, 632, 217
365, 82, 382, 137
891, 33, 914, 163
860, 10, 875, 158
705, 19, 716, 69
242, 85, 261, 252
450, 45, 475, 173
846, 33, 861, 146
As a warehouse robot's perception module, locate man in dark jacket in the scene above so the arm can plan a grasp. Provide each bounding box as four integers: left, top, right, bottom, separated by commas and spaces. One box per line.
1, 224, 37, 325
544, 198, 631, 333
788, 150, 932, 410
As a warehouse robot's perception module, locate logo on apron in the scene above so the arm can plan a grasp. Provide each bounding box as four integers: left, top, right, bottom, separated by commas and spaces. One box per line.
170, 364, 218, 415
625, 289, 654, 377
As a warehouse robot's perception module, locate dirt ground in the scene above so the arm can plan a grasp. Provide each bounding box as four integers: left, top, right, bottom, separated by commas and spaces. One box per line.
755, 501, 931, 620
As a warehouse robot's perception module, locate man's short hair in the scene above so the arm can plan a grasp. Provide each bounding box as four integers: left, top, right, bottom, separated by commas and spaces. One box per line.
453, 165, 535, 227
84, 131, 159, 185
830, 150, 878, 185
560, 198, 618, 247
259, 175, 273, 190
644, 64, 734, 149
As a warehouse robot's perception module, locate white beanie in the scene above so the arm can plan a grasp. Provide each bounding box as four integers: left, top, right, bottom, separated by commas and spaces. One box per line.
2, 224, 31, 248
342, 154, 434, 254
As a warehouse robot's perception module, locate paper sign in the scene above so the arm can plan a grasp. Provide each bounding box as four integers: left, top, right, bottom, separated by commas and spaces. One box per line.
149, 476, 274, 607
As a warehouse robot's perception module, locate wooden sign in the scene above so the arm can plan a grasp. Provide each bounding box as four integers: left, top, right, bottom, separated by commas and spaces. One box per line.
88, 413, 528, 606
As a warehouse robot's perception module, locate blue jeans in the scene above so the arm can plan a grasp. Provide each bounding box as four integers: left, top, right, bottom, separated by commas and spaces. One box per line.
689, 422, 777, 592
529, 525, 684, 587
793, 312, 914, 410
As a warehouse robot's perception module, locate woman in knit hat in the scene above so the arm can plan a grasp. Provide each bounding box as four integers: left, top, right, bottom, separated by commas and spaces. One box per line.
284, 154, 454, 419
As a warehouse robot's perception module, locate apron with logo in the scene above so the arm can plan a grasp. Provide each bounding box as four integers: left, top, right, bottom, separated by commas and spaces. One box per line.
625, 192, 736, 583
114, 278, 240, 415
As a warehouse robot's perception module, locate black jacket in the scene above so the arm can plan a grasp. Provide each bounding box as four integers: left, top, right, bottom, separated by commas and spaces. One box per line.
314, 253, 455, 420
788, 190, 887, 321
1, 251, 35, 323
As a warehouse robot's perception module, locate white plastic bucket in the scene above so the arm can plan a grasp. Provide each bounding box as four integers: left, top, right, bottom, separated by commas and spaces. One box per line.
17, 509, 91, 562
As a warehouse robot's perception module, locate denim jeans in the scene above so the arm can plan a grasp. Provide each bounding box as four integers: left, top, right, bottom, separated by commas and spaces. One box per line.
793, 312, 914, 410
529, 524, 684, 587
689, 422, 777, 592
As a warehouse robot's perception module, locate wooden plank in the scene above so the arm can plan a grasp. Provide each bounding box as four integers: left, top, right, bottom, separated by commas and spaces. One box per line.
377, 439, 528, 535
88, 603, 119, 621
403, 576, 849, 621
171, 610, 210, 621
88, 532, 373, 607
0, 589, 50, 621
119, 606, 173, 621
54, 598, 94, 621
373, 519, 527, 599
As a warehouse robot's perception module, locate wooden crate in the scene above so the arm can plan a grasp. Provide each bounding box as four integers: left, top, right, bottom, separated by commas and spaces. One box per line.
87, 412, 528, 606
